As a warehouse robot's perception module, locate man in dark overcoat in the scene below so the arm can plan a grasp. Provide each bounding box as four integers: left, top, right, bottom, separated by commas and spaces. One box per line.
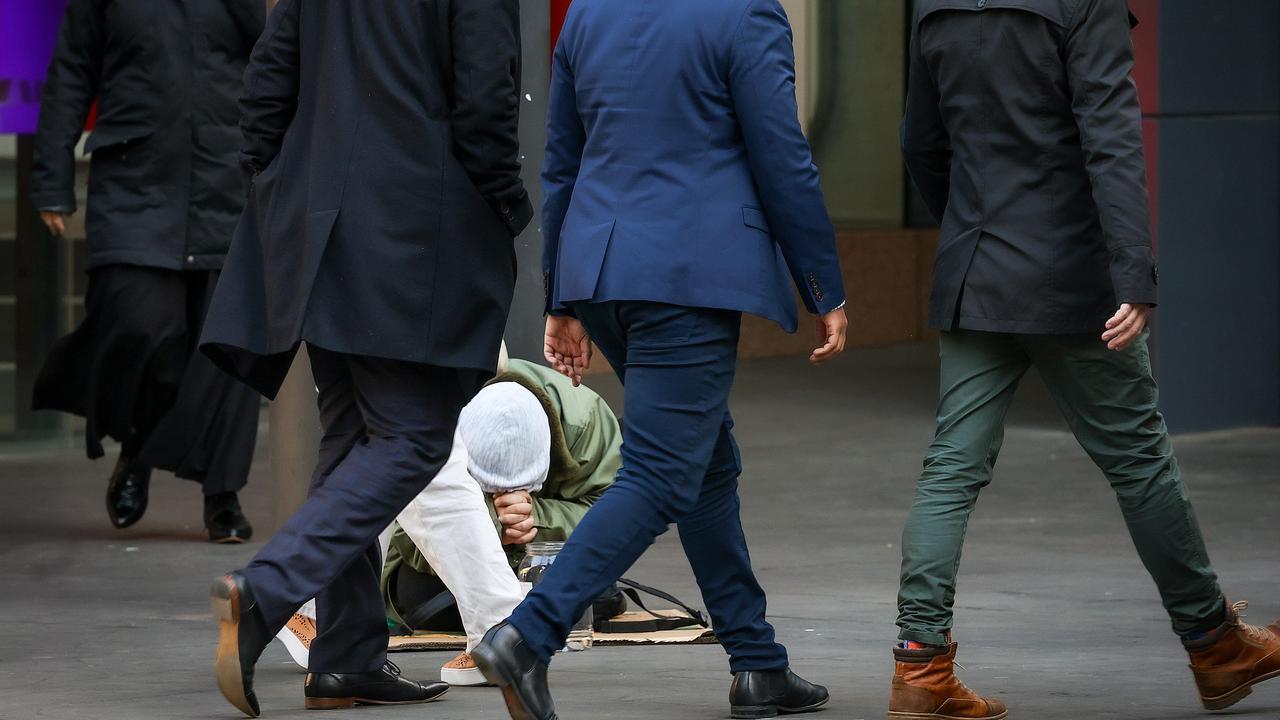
889, 1, 1280, 717
30, 0, 265, 542
199, 0, 533, 715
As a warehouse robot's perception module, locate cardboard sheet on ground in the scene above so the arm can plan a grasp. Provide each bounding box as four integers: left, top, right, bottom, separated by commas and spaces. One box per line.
388, 611, 716, 652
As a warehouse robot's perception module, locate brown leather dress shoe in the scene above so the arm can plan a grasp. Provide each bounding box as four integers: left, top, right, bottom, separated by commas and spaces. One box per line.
1186, 600, 1280, 710
888, 643, 1007, 720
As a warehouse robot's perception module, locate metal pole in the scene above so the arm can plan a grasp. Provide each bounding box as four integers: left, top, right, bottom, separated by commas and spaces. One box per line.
504, 0, 551, 362
267, 345, 319, 530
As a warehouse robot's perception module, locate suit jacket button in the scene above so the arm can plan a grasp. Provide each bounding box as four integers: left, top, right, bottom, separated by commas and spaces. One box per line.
977, 0, 986, 6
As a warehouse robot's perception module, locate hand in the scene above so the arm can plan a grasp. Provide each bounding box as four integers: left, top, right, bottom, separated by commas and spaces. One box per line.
544, 315, 591, 387
1102, 303, 1151, 351
810, 306, 848, 365
493, 490, 537, 545
40, 211, 68, 237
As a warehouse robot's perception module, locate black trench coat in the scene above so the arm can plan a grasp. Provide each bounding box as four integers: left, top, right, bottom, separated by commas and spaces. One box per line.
200, 0, 533, 398
31, 0, 264, 271
903, 0, 1158, 335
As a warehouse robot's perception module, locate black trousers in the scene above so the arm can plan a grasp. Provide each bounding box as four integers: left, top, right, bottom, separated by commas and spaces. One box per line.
239, 346, 482, 672
32, 265, 258, 494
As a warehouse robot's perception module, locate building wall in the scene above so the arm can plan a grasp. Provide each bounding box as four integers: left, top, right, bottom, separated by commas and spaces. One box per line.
1135, 0, 1280, 431
808, 0, 906, 228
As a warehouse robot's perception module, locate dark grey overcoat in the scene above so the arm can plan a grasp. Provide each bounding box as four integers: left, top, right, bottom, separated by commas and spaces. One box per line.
201, 0, 533, 398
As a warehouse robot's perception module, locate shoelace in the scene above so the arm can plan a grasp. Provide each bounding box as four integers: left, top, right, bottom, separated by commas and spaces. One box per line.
383, 660, 403, 677
1231, 601, 1274, 644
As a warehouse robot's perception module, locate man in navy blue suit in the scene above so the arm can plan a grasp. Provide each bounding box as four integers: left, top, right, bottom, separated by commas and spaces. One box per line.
471, 2, 848, 718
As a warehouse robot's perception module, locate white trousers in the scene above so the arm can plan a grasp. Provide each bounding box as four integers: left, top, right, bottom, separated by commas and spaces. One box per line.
296, 431, 525, 653
393, 430, 527, 651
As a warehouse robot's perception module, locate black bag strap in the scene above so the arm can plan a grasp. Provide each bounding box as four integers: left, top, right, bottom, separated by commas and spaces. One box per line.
595, 577, 709, 634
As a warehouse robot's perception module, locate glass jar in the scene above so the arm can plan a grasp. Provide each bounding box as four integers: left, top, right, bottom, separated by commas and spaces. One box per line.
515, 541, 593, 651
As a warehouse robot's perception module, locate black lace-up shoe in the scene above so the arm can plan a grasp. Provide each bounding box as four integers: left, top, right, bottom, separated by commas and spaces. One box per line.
304, 660, 449, 709
205, 492, 253, 544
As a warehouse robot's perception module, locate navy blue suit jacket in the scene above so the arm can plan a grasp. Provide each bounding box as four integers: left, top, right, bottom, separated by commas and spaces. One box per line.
541, 0, 845, 331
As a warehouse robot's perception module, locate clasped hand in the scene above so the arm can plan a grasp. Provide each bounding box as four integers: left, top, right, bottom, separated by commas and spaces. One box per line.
493, 489, 537, 545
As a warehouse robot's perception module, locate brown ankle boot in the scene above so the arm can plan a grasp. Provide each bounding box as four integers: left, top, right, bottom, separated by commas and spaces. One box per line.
1186, 600, 1280, 710
888, 643, 1007, 720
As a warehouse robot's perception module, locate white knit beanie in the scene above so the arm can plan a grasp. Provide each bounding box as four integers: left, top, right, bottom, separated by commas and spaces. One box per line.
457, 382, 551, 494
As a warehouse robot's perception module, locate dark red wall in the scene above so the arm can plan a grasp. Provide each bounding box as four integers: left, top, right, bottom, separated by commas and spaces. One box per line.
551, 0, 572, 55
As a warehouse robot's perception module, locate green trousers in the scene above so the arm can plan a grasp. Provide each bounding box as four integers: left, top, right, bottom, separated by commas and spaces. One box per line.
897, 329, 1224, 646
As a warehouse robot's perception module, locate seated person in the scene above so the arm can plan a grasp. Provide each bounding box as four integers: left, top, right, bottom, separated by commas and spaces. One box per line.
382, 355, 621, 685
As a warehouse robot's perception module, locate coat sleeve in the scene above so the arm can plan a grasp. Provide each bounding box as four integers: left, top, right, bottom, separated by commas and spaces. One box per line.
30, 0, 103, 213
540, 38, 587, 317
900, 10, 952, 223
449, 0, 533, 237
527, 402, 620, 543
1064, 0, 1158, 306
239, 0, 301, 182
728, 0, 845, 315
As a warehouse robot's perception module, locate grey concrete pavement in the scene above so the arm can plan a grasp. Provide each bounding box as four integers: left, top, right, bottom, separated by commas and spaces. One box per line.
1, 342, 1277, 720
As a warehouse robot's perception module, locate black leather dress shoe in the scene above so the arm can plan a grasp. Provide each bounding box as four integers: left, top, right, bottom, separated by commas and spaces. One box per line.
211, 573, 272, 718
106, 457, 151, 529
205, 492, 254, 544
470, 621, 557, 720
304, 660, 449, 709
729, 668, 829, 718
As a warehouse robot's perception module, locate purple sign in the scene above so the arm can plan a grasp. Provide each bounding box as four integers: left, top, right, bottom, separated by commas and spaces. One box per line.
0, 0, 68, 134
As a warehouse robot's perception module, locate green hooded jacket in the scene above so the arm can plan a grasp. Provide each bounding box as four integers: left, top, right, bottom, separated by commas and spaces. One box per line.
381, 358, 621, 625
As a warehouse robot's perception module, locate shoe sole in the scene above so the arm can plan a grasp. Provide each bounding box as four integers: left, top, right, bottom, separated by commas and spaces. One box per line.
1201, 667, 1280, 710
887, 711, 1007, 720
211, 577, 259, 718
211, 536, 250, 545
274, 626, 310, 670
304, 688, 449, 710
470, 644, 555, 720
732, 695, 831, 718
441, 666, 493, 687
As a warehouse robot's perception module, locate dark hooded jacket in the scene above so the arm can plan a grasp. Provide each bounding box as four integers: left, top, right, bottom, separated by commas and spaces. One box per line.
31, 0, 264, 270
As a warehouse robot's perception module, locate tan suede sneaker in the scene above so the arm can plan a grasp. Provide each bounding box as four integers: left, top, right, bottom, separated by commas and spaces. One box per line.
1186, 600, 1280, 710
274, 612, 316, 670
888, 643, 1007, 720
440, 651, 491, 687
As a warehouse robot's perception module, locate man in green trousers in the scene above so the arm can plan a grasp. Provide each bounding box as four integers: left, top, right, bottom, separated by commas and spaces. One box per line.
890, 2, 1279, 718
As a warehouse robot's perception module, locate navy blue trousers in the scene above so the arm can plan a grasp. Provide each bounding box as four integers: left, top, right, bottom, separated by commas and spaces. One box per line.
508, 301, 788, 673
239, 346, 480, 673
